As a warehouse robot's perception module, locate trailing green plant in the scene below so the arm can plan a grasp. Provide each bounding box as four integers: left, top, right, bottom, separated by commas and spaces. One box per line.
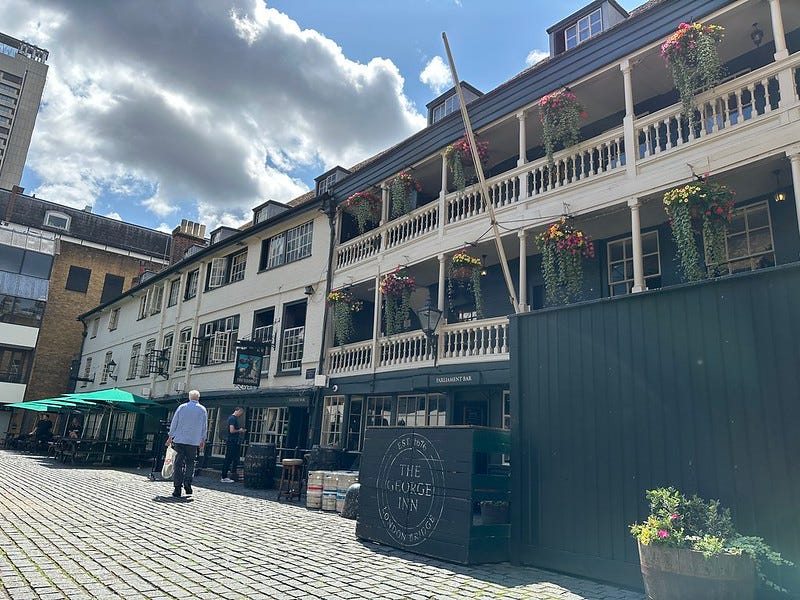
631, 487, 793, 593
663, 179, 735, 282
379, 267, 416, 336
445, 136, 489, 192
535, 217, 594, 305
447, 248, 484, 319
539, 89, 586, 165
342, 190, 381, 234
661, 22, 725, 126
389, 172, 422, 219
326, 288, 363, 345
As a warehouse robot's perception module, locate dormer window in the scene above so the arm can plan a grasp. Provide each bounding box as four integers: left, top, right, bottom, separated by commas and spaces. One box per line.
318, 173, 337, 196
426, 82, 482, 126
565, 8, 602, 50
431, 95, 459, 124
315, 166, 350, 196
44, 210, 70, 231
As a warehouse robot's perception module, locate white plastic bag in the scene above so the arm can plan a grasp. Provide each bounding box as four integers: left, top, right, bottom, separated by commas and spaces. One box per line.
161, 445, 176, 479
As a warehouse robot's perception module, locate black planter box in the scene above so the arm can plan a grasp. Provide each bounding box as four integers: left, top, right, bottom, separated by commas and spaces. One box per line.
356, 426, 510, 564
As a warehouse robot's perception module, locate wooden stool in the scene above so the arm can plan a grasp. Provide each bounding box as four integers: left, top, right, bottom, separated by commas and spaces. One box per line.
277, 458, 304, 501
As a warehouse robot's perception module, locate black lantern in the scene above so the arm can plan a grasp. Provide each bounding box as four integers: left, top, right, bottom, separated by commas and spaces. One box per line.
751, 23, 764, 48
773, 170, 786, 202
415, 299, 443, 365
107, 359, 118, 381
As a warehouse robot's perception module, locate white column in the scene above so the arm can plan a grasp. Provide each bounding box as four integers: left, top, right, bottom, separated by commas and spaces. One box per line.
380, 183, 389, 224
518, 231, 528, 310
620, 59, 637, 176
628, 199, 645, 293
440, 151, 448, 198
788, 151, 800, 240
769, 0, 789, 60
517, 111, 527, 167
371, 273, 382, 372
437, 254, 446, 316
439, 151, 448, 233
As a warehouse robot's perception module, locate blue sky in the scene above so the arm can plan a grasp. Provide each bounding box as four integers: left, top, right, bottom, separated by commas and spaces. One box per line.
3, 0, 640, 233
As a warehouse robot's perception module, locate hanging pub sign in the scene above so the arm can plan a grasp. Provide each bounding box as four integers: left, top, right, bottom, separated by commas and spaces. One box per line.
233, 340, 267, 387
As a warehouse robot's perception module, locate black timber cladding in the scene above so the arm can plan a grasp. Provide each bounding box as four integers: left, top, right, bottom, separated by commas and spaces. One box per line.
330, 0, 731, 202
508, 264, 800, 592
0, 190, 171, 259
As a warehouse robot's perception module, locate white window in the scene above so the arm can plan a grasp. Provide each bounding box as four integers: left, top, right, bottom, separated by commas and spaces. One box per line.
279, 326, 304, 372
266, 233, 286, 269
366, 396, 392, 427
141, 339, 155, 376
432, 94, 460, 124
229, 251, 247, 282
396, 394, 447, 427
110, 411, 136, 441
149, 285, 164, 315
100, 351, 113, 384
175, 328, 192, 371
608, 231, 661, 296
108, 308, 120, 331
184, 270, 199, 299
90, 318, 100, 338
128, 343, 141, 379
565, 8, 602, 50
43, 211, 70, 231
253, 324, 273, 373
208, 257, 227, 289
248, 407, 288, 446
167, 278, 181, 307
263, 222, 313, 269
725, 202, 775, 273
162, 332, 173, 370
83, 413, 104, 439
138, 292, 149, 319
321, 396, 345, 447
209, 331, 230, 364
80, 357, 92, 388
318, 173, 337, 196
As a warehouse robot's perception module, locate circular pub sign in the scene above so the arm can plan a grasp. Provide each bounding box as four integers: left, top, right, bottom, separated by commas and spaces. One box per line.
376, 432, 445, 547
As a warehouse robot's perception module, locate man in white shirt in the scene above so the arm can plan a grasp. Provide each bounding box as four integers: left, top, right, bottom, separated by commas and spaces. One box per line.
166, 389, 207, 498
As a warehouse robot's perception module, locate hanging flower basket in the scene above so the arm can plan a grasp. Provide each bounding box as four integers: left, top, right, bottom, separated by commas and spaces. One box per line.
389, 172, 422, 219
536, 217, 595, 305
661, 22, 725, 126
327, 288, 363, 345
379, 267, 416, 336
342, 190, 381, 234
445, 136, 490, 192
663, 179, 735, 282
448, 249, 484, 319
539, 89, 586, 166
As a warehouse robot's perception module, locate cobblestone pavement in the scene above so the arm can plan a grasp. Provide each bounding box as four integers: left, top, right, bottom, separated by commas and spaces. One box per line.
0, 451, 644, 600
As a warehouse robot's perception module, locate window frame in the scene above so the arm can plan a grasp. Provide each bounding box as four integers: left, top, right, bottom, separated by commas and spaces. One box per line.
321, 396, 345, 447
108, 308, 120, 331
100, 352, 113, 385
167, 278, 181, 307
127, 343, 141, 380
724, 201, 776, 274
65, 265, 92, 293
184, 269, 199, 300
565, 7, 602, 50
43, 210, 71, 231
174, 328, 192, 372
260, 221, 313, 271
607, 230, 661, 296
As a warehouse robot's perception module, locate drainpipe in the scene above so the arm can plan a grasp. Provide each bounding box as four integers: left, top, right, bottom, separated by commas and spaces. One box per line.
309, 190, 337, 448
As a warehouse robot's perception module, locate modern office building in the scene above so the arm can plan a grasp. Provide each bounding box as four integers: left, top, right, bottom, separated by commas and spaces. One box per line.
0, 32, 48, 191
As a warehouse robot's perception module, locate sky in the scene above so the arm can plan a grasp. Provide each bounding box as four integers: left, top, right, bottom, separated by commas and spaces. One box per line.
2, 0, 640, 234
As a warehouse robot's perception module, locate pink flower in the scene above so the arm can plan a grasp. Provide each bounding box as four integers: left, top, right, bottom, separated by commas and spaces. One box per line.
670, 513, 678, 520
658, 529, 669, 539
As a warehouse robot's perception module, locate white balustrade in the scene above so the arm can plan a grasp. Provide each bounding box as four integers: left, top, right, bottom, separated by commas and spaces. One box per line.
327, 341, 373, 375
335, 229, 382, 270
378, 331, 433, 367
385, 202, 439, 250
440, 317, 509, 360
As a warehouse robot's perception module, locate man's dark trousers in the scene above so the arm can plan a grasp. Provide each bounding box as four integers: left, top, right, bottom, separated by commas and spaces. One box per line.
172, 443, 198, 490
221, 441, 241, 480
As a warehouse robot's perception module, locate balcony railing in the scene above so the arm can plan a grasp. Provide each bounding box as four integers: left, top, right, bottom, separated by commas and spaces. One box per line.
326, 316, 510, 375
334, 56, 799, 272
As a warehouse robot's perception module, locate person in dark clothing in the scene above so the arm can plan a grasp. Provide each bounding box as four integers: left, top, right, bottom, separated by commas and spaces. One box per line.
67, 417, 82, 439
220, 407, 246, 483
30, 415, 53, 451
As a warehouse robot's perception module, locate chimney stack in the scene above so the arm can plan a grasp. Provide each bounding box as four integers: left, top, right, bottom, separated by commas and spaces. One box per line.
170, 219, 207, 265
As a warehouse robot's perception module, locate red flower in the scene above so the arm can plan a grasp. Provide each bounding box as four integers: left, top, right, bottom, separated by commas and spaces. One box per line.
658, 530, 669, 539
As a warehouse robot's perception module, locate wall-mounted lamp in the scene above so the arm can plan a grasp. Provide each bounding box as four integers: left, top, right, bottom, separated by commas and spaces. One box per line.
773, 170, 786, 202
304, 285, 315, 296
481, 255, 488, 276
107, 360, 118, 382
415, 299, 443, 366
751, 23, 764, 48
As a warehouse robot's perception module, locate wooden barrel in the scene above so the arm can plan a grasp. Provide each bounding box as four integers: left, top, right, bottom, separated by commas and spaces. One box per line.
322, 472, 339, 511
243, 443, 276, 489
336, 472, 359, 514
306, 471, 325, 510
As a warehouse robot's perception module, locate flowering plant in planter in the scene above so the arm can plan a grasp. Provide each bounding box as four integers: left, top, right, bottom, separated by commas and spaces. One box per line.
536, 217, 594, 305
661, 22, 725, 125
379, 267, 416, 335
389, 172, 422, 219
326, 288, 363, 345
342, 190, 381, 234
448, 248, 484, 319
445, 136, 490, 192
539, 89, 586, 165
663, 179, 735, 282
631, 487, 792, 595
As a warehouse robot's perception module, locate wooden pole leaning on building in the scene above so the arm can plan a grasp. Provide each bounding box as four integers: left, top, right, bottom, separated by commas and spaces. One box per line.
441, 32, 521, 314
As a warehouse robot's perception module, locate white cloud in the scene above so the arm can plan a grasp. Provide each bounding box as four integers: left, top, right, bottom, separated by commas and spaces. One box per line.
1, 0, 427, 230
525, 49, 549, 67
419, 56, 453, 95
105, 211, 122, 220
154, 223, 173, 234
